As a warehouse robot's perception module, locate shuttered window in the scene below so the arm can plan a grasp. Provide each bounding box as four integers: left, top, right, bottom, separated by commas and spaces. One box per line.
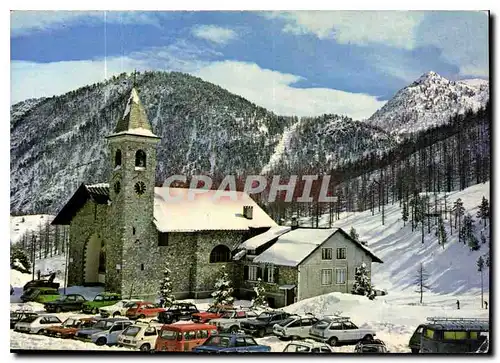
335, 268, 346, 284
247, 266, 259, 281
321, 269, 332, 285
322, 248, 333, 260
336, 248, 346, 259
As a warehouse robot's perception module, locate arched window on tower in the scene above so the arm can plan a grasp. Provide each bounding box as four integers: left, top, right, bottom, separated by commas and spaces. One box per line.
209, 245, 231, 263
115, 150, 122, 167
98, 240, 106, 273
135, 150, 146, 167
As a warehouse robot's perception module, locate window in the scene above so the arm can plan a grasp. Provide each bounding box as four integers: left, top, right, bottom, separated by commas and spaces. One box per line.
248, 265, 259, 281
335, 268, 346, 284
329, 322, 343, 330
115, 150, 122, 167
158, 232, 168, 246
140, 264, 144, 271
321, 248, 333, 260
424, 329, 434, 339
444, 331, 467, 340
144, 327, 157, 336
321, 269, 332, 285
135, 150, 146, 167
132, 227, 136, 235
235, 337, 246, 347
209, 245, 231, 263
336, 248, 346, 259
66, 295, 76, 301
264, 265, 275, 283
245, 338, 257, 346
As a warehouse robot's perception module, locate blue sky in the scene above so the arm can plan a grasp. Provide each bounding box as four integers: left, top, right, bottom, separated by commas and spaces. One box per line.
10, 10, 489, 119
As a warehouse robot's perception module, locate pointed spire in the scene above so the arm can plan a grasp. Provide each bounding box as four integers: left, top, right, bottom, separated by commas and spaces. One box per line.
109, 74, 159, 139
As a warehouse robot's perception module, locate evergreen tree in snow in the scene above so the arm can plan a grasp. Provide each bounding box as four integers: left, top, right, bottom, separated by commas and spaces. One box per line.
351, 263, 375, 300
349, 227, 360, 241
251, 278, 268, 309
461, 213, 480, 251
480, 231, 487, 245
476, 196, 490, 226
437, 216, 447, 249
211, 265, 235, 306
452, 198, 465, 242
414, 263, 430, 304
402, 201, 409, 226
10, 245, 31, 274
159, 263, 175, 307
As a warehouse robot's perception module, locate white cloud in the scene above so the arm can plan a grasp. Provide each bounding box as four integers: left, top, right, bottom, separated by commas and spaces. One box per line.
194, 61, 386, 119
191, 25, 238, 45
266, 11, 425, 49
10, 10, 159, 37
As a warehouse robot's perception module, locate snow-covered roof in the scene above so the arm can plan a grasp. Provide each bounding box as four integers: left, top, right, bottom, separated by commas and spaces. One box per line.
239, 226, 291, 250
153, 187, 277, 232
253, 228, 336, 267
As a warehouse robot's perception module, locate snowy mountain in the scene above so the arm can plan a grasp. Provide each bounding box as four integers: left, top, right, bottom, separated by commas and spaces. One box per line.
10, 71, 295, 214
367, 71, 489, 136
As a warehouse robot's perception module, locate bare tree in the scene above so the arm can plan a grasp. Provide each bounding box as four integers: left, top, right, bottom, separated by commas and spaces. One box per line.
414, 263, 431, 304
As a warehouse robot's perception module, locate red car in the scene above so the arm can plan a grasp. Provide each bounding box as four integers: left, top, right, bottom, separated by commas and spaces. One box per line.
125, 302, 166, 319
191, 305, 234, 323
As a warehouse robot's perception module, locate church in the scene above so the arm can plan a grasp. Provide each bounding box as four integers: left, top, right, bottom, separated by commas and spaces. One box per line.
52, 85, 382, 307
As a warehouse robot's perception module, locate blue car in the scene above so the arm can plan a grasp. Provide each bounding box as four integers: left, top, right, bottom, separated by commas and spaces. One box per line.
192, 333, 271, 353
75, 318, 132, 346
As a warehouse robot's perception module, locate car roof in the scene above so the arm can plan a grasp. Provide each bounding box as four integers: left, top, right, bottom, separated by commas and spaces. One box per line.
96, 292, 121, 296
214, 333, 254, 338
102, 317, 130, 322
161, 323, 217, 331
288, 340, 328, 348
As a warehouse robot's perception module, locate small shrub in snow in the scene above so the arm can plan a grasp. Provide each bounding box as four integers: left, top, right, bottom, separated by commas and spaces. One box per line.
159, 263, 175, 307
251, 278, 268, 308
351, 263, 375, 300
211, 265, 235, 306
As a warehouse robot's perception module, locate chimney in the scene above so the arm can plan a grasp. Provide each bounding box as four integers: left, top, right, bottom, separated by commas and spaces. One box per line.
243, 206, 254, 220
291, 215, 299, 230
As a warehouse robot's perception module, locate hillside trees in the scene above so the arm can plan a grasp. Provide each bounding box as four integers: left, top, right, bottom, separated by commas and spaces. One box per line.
414, 263, 431, 304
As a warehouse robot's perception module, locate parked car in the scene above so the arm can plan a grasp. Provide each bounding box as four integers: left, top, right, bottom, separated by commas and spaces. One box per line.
354, 339, 389, 353
23, 272, 60, 291
81, 292, 121, 314
409, 317, 489, 353
125, 301, 166, 320
191, 305, 234, 324
273, 313, 319, 340
209, 309, 259, 333
240, 310, 291, 337
99, 300, 142, 318
44, 294, 87, 313
155, 323, 218, 352
283, 340, 333, 353
20, 287, 60, 303
75, 318, 132, 345
117, 320, 163, 351
10, 311, 38, 329
192, 333, 271, 353
309, 316, 376, 346
14, 314, 62, 334
157, 302, 199, 324
44, 317, 97, 339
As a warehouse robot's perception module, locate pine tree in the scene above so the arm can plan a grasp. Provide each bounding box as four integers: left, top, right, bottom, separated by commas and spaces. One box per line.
476, 196, 489, 226
211, 265, 235, 306
452, 198, 465, 242
414, 263, 430, 304
480, 232, 487, 245
349, 227, 359, 241
251, 278, 268, 309
477, 256, 485, 309
437, 216, 447, 249
402, 201, 409, 226
462, 213, 479, 251
159, 263, 175, 307
351, 263, 375, 300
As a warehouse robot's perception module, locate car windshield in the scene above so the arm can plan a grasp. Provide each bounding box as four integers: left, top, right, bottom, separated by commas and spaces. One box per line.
129, 303, 140, 309
159, 330, 178, 340
203, 336, 231, 347
94, 295, 104, 301
257, 312, 273, 320
278, 317, 296, 327
20, 316, 38, 323
123, 326, 141, 337
314, 320, 331, 329
62, 319, 78, 327
93, 320, 114, 330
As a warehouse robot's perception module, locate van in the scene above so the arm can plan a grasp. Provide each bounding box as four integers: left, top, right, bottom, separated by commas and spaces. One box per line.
155, 323, 218, 352
20, 287, 60, 303
409, 317, 489, 353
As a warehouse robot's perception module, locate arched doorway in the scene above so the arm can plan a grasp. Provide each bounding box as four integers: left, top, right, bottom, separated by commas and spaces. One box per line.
84, 233, 106, 285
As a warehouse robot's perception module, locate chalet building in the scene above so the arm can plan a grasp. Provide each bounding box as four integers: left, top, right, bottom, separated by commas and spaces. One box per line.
52, 86, 382, 305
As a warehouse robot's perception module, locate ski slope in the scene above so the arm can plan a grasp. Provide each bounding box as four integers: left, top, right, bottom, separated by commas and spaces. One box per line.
10, 214, 55, 244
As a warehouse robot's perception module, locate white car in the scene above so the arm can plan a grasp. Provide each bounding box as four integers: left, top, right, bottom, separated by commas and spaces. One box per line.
283, 340, 333, 353
99, 300, 141, 318
309, 316, 376, 346
273, 314, 318, 340
209, 309, 259, 333
14, 314, 62, 334
117, 320, 163, 351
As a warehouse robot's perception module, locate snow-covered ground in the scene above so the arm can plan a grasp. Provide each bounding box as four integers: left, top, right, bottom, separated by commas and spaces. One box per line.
10, 182, 490, 352
10, 214, 54, 244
